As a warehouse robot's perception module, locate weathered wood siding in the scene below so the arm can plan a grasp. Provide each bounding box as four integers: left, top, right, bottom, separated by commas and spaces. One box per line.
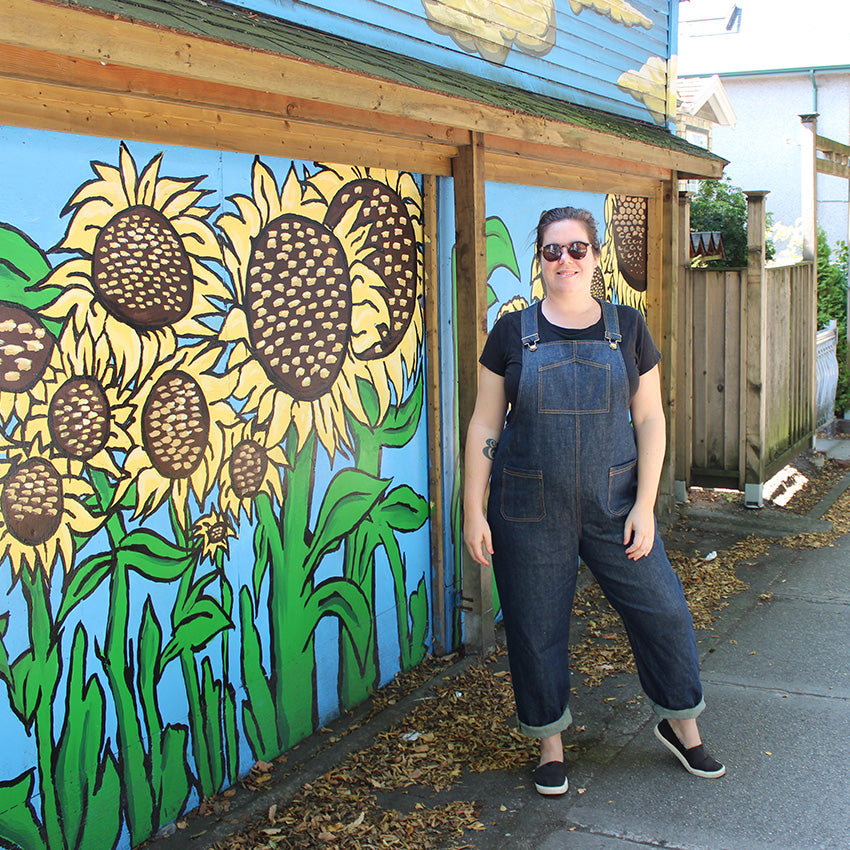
228, 0, 675, 125
685, 262, 815, 487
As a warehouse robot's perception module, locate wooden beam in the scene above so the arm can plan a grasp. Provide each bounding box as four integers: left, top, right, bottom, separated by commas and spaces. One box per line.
0, 43, 469, 149
0, 75, 456, 175
422, 174, 447, 656
816, 159, 850, 180
1, 0, 724, 180
484, 152, 656, 197
452, 132, 494, 657
483, 133, 669, 183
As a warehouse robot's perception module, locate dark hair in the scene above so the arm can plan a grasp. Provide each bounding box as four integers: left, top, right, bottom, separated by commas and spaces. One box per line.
535, 207, 601, 255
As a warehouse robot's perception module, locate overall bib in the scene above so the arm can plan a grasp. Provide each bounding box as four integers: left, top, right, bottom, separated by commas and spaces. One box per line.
487, 301, 705, 738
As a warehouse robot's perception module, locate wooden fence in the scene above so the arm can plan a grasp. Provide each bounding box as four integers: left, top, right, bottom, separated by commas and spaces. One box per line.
675, 192, 817, 505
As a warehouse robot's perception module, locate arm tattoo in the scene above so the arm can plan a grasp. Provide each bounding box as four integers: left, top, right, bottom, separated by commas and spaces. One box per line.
483, 438, 498, 460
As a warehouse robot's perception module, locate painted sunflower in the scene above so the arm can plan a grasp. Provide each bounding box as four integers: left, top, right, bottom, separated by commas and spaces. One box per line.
123, 343, 238, 527
217, 419, 288, 524
39, 143, 229, 383
19, 324, 133, 485
0, 446, 102, 577
192, 508, 237, 565
217, 159, 424, 460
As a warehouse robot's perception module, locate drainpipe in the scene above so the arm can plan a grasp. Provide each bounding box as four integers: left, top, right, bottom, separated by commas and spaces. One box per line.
810, 69, 818, 112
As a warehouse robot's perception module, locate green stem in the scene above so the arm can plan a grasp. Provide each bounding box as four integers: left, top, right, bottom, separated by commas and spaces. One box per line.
267, 431, 316, 747
101, 521, 155, 844
23, 569, 63, 850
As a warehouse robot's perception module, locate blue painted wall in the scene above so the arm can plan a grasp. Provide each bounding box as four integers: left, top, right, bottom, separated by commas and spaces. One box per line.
232, 0, 677, 125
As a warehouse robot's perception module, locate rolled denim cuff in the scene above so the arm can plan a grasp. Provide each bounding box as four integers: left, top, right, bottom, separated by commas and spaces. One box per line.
650, 696, 706, 720
518, 703, 573, 738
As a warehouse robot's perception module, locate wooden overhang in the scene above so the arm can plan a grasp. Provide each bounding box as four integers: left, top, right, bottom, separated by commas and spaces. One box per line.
0, 0, 727, 653
1, 0, 726, 190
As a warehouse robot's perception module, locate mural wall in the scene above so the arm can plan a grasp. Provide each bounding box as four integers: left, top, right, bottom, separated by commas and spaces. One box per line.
0, 128, 431, 850
231, 0, 677, 126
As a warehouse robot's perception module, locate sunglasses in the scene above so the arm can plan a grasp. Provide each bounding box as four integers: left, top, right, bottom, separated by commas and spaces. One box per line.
540, 241, 592, 262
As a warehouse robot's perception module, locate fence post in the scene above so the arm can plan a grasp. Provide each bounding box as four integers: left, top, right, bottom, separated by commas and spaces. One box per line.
743, 191, 769, 508
675, 190, 692, 502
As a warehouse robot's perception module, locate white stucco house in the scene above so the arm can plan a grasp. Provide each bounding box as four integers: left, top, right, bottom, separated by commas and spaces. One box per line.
678, 0, 850, 254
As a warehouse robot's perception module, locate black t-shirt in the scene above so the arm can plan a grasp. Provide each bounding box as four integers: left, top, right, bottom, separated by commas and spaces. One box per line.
479, 300, 661, 409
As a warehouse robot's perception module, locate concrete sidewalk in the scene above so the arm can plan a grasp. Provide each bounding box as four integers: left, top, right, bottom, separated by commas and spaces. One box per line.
153, 459, 850, 850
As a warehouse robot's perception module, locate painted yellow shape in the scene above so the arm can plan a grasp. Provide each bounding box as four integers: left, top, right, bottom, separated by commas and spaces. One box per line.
422, 0, 556, 64
568, 0, 652, 29
617, 55, 677, 125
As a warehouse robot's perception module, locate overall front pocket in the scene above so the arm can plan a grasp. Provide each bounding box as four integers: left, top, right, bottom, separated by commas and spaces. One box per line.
538, 356, 611, 414
500, 467, 546, 522
607, 458, 637, 516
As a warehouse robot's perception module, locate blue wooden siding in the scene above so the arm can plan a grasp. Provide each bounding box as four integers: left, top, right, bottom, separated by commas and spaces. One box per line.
231, 0, 674, 124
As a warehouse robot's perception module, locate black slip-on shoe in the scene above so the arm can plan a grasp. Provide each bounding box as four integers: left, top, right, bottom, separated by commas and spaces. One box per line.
532, 760, 569, 796
654, 719, 726, 778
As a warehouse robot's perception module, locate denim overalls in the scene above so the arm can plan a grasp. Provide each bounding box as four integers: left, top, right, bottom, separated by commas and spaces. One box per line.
487, 301, 705, 738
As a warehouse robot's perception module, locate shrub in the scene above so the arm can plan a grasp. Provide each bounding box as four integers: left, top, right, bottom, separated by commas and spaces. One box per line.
689, 179, 774, 267
817, 227, 850, 415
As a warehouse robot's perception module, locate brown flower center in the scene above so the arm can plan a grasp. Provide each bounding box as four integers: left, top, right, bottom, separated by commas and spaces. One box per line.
49, 377, 111, 460
1, 458, 63, 545
0, 304, 55, 392
142, 370, 210, 479
92, 205, 194, 329
245, 214, 351, 401
229, 439, 269, 499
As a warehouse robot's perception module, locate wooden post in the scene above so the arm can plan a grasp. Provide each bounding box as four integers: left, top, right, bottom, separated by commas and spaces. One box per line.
674, 190, 693, 502
657, 178, 678, 516
422, 174, 447, 656
452, 132, 494, 657
800, 115, 819, 433
743, 191, 769, 508
799, 114, 818, 263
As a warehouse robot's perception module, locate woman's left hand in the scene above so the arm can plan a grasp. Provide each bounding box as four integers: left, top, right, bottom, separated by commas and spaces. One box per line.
623, 502, 656, 560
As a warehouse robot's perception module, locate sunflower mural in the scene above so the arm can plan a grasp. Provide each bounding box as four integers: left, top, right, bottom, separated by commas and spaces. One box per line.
0, 144, 431, 849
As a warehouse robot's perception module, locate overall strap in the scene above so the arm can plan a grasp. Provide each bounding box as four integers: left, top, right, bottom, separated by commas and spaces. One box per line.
520, 303, 540, 351
600, 300, 622, 350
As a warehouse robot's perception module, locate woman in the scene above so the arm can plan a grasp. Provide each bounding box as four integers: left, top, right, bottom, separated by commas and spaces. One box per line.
463, 207, 724, 796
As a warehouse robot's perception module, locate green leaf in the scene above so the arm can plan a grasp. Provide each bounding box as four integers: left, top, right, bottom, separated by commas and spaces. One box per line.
0, 613, 12, 689
0, 769, 44, 850
377, 485, 430, 533
485, 216, 521, 281
303, 577, 372, 666
238, 588, 283, 761
156, 725, 192, 825
304, 469, 389, 578
56, 552, 113, 627
200, 658, 225, 795
486, 284, 498, 309
116, 529, 195, 581
381, 371, 424, 448
161, 596, 232, 669
252, 519, 271, 602
354, 377, 381, 428
55, 625, 122, 850
408, 577, 429, 667
0, 223, 58, 315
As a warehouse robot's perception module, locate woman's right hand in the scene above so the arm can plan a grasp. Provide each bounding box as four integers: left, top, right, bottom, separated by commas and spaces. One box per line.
464, 511, 494, 566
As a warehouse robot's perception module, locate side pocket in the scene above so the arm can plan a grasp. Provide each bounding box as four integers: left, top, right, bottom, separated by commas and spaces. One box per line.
607, 458, 637, 517
500, 467, 545, 522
